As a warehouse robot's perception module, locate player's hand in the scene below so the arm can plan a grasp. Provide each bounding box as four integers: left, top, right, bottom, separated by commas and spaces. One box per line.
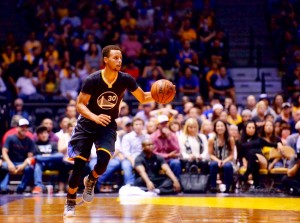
95, 114, 111, 126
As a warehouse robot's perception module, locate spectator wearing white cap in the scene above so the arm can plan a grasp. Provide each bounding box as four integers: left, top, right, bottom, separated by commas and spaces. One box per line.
211, 103, 224, 122
286, 120, 300, 153
1, 118, 35, 194
275, 102, 293, 124
251, 93, 277, 120
150, 115, 182, 180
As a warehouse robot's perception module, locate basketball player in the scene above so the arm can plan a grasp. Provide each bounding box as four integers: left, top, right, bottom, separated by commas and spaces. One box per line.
64, 45, 158, 217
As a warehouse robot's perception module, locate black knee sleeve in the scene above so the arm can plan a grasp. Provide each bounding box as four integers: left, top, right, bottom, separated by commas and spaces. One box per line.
69, 158, 87, 189
93, 149, 111, 175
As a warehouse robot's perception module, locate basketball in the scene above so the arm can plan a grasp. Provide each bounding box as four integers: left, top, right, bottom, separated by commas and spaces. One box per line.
151, 79, 176, 104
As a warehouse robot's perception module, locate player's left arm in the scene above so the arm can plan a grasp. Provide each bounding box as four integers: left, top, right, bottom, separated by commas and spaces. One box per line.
131, 87, 155, 104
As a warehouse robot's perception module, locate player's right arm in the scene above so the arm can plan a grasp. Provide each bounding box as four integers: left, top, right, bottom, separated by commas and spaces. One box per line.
76, 92, 111, 126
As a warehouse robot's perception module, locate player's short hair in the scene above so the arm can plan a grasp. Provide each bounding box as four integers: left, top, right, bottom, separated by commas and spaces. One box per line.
102, 45, 121, 58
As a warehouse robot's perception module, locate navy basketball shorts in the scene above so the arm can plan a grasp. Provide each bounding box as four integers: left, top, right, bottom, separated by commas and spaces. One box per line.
68, 125, 117, 161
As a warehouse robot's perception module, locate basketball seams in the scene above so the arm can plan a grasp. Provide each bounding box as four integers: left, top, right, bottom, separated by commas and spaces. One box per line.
151, 79, 175, 104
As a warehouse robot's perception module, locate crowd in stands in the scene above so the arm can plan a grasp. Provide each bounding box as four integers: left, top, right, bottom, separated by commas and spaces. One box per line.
0, 0, 300, 196
0, 93, 300, 195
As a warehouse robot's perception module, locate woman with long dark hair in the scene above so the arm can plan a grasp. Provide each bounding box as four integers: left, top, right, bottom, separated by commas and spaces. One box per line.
237, 120, 280, 189
208, 119, 235, 192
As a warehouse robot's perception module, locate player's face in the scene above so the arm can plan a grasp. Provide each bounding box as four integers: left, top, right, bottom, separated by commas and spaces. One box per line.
105, 50, 122, 71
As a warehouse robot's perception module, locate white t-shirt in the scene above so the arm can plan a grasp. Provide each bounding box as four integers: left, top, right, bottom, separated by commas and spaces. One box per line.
16, 76, 37, 95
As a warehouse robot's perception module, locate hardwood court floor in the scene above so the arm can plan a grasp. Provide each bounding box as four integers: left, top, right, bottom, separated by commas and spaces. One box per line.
1, 193, 300, 223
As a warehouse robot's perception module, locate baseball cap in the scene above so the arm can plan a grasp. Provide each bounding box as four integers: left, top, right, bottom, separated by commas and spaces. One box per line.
282, 102, 291, 108
259, 93, 268, 100
212, 103, 223, 111
157, 115, 169, 124
18, 118, 29, 127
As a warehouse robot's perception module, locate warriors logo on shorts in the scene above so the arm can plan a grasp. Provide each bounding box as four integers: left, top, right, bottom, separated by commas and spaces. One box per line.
97, 91, 118, 110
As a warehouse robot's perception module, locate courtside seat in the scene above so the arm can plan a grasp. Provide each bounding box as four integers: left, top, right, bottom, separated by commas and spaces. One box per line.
238, 167, 268, 175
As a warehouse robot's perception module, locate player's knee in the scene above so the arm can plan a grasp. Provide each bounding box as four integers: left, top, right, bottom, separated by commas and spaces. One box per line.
69, 158, 87, 188
94, 149, 111, 175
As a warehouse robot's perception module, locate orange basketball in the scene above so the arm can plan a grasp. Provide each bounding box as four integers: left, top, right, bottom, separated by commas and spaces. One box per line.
151, 79, 176, 104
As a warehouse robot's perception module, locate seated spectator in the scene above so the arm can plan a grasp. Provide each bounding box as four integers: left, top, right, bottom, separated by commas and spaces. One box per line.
121, 32, 142, 64
84, 42, 102, 71
175, 41, 198, 70
178, 18, 197, 43
9, 98, 30, 122
32, 125, 63, 194
252, 94, 277, 120
179, 118, 210, 174
227, 104, 242, 126
59, 66, 80, 101
97, 117, 149, 190
208, 120, 234, 193
40, 69, 60, 98
282, 153, 300, 196
15, 67, 41, 101
133, 138, 181, 195
245, 95, 257, 112
272, 94, 284, 116
1, 118, 35, 194
275, 102, 293, 125
34, 118, 59, 143
178, 66, 200, 99
209, 65, 235, 101
150, 115, 181, 180
286, 120, 300, 153
55, 116, 70, 140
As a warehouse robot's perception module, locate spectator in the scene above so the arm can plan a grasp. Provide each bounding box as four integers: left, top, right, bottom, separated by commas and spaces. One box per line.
178, 66, 200, 99
237, 120, 278, 190
150, 115, 181, 180
32, 125, 63, 194
208, 119, 234, 193
97, 117, 149, 190
2, 115, 34, 146
9, 98, 30, 121
227, 104, 242, 126
133, 138, 181, 195
121, 32, 142, 63
35, 118, 59, 143
275, 102, 293, 125
84, 42, 102, 72
55, 116, 70, 140
245, 95, 257, 111
175, 41, 198, 70
1, 118, 35, 193
208, 65, 235, 101
286, 120, 300, 153
272, 94, 285, 116
59, 66, 80, 101
179, 118, 210, 174
252, 94, 277, 119
15, 67, 41, 101
282, 153, 300, 195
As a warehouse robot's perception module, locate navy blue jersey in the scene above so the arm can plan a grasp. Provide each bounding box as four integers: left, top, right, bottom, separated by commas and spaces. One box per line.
77, 70, 138, 131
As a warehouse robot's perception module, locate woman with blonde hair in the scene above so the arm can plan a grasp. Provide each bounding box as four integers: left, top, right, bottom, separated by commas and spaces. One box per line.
179, 118, 210, 174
